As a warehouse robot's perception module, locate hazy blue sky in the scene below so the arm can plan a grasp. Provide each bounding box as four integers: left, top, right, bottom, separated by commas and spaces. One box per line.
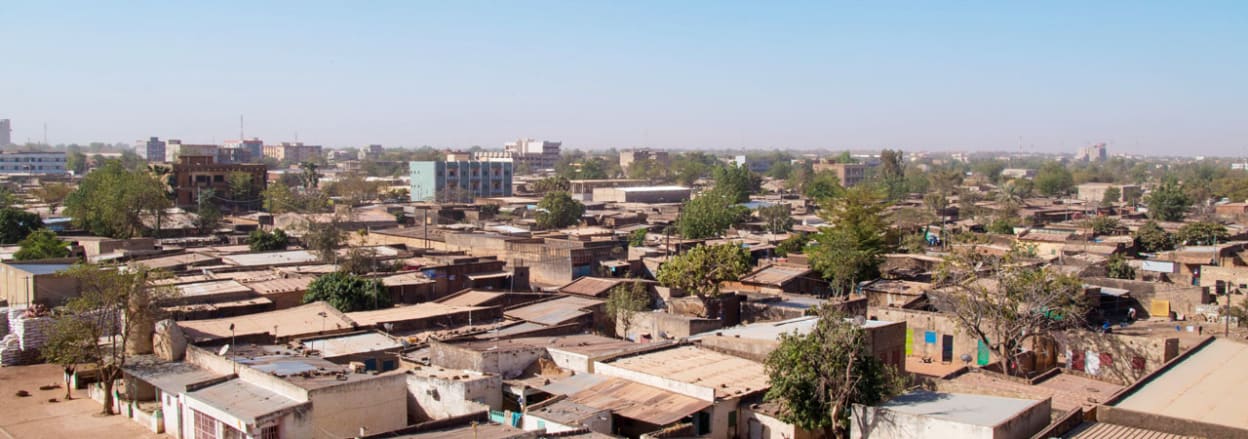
2, 1, 1245, 155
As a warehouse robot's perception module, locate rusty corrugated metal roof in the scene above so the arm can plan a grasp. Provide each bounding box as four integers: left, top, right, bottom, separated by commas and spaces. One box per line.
568, 377, 711, 426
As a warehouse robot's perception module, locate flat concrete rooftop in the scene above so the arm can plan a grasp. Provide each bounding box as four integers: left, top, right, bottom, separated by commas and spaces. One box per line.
878, 390, 1046, 427
1114, 338, 1248, 430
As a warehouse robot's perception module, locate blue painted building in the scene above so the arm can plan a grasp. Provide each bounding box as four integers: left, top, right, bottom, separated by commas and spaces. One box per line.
409, 160, 513, 202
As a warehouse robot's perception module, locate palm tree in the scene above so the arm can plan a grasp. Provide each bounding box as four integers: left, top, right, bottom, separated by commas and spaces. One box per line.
996, 180, 1027, 218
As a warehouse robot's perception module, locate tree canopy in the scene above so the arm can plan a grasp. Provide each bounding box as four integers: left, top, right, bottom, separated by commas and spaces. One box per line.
808, 186, 891, 295
1146, 177, 1191, 221
933, 246, 1089, 376
1134, 220, 1175, 253
1035, 162, 1074, 196
711, 164, 760, 203
14, 229, 70, 260
606, 281, 651, 339
45, 264, 176, 414
248, 228, 289, 252
677, 189, 748, 239
304, 271, 391, 313
63, 160, 171, 239
1176, 221, 1228, 246
765, 306, 907, 437
0, 208, 43, 244
656, 243, 750, 298
536, 191, 586, 229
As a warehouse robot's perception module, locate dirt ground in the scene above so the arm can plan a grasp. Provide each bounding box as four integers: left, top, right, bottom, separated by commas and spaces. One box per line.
0, 364, 164, 439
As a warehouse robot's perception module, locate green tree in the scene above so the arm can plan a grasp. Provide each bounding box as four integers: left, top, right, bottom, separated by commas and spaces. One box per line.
248, 228, 289, 252
766, 160, 794, 180
1083, 216, 1122, 236
988, 217, 1018, 235
1101, 186, 1121, 208
606, 281, 650, 339
263, 182, 298, 213
785, 160, 815, 193
304, 216, 346, 263
656, 243, 750, 298
1134, 220, 1175, 253
32, 182, 75, 212
194, 188, 223, 234
972, 160, 1006, 184
531, 176, 571, 193
774, 233, 809, 257
299, 161, 321, 190
808, 186, 890, 295
226, 171, 257, 210
933, 246, 1089, 377
1146, 177, 1190, 221
42, 315, 94, 400
765, 306, 907, 437
44, 264, 176, 414
758, 204, 792, 233
14, 229, 70, 260
0, 208, 43, 244
677, 189, 748, 239
1107, 253, 1136, 280
1034, 162, 1074, 196
63, 160, 171, 239
1176, 221, 1228, 246
628, 227, 649, 247
66, 151, 87, 174
536, 191, 586, 229
712, 164, 761, 203
303, 271, 391, 313
878, 149, 907, 200
804, 171, 844, 202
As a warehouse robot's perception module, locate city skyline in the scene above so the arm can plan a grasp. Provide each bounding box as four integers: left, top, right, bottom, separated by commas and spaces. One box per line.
2, 1, 1245, 155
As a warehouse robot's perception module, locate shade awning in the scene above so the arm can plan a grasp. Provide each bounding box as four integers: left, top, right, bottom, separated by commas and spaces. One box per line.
467, 272, 511, 281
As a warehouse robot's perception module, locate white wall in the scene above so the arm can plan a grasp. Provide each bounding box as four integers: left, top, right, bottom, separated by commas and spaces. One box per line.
406, 372, 499, 421
850, 405, 991, 439
308, 374, 408, 439
546, 349, 592, 373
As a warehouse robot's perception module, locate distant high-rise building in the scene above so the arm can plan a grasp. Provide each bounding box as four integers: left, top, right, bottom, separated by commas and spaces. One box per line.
263, 142, 323, 163
136, 137, 166, 163
359, 144, 384, 161
503, 138, 561, 171
0, 119, 10, 146
409, 160, 513, 202
1076, 143, 1108, 162
222, 138, 263, 163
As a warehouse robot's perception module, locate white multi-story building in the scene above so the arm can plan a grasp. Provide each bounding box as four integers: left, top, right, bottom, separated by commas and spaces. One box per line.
0, 151, 67, 175
502, 138, 561, 171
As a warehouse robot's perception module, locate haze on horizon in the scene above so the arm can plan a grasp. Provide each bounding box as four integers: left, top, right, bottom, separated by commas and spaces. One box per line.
1, 1, 1245, 156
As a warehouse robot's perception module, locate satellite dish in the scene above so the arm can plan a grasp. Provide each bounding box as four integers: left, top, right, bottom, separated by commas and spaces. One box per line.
219, 344, 230, 356
853, 315, 867, 326
383, 323, 394, 333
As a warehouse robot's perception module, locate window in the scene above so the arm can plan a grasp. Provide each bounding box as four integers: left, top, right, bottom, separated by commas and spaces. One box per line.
194, 410, 217, 439
222, 427, 243, 439
261, 425, 280, 439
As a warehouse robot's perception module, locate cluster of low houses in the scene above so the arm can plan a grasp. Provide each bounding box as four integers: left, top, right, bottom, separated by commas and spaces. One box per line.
6, 167, 1248, 438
